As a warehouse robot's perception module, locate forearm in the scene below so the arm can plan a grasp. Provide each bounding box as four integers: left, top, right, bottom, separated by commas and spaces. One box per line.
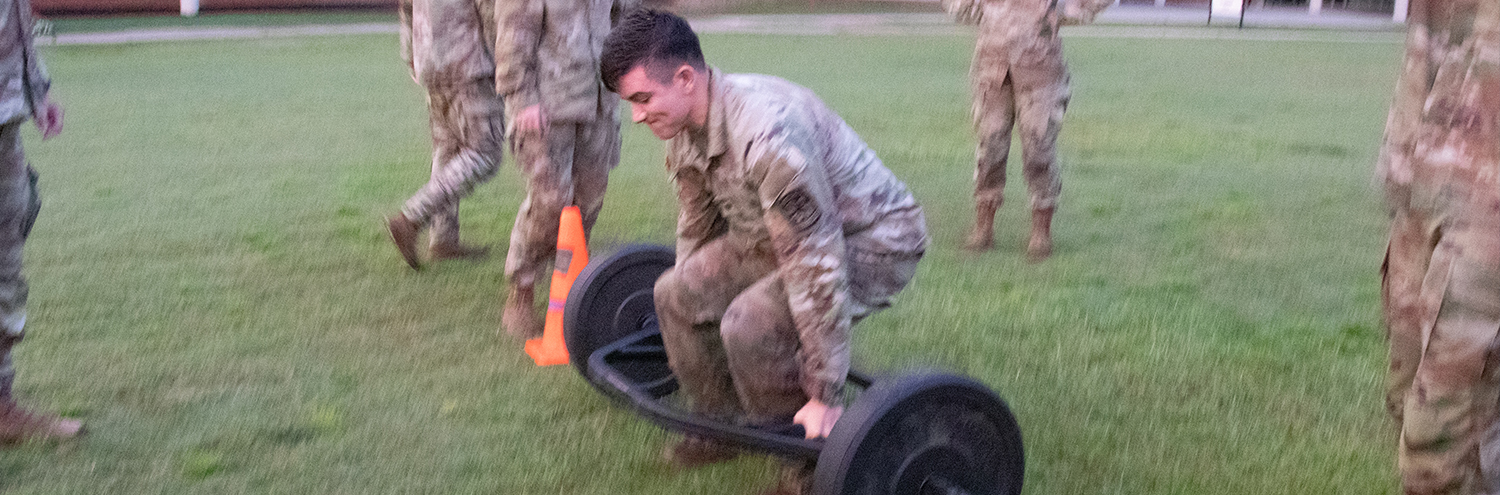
754, 146, 851, 404
781, 246, 851, 404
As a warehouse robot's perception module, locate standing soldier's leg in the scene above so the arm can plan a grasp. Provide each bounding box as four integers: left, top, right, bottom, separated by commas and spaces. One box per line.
0, 122, 79, 442
572, 112, 620, 238
430, 81, 504, 262
426, 204, 460, 257
1398, 218, 1500, 495
1015, 78, 1069, 261
0, 124, 23, 408
966, 74, 1016, 252
654, 239, 777, 467
1384, 207, 1435, 421
502, 124, 578, 339
390, 82, 504, 269
426, 114, 461, 253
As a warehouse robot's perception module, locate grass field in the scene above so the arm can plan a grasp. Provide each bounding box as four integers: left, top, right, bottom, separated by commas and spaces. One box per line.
0, 21, 1402, 495
43, 10, 395, 34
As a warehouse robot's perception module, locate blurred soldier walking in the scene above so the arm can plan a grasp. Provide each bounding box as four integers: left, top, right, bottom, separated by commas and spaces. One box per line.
942, 0, 1111, 260
0, 0, 82, 443
1378, 1, 1500, 493
386, 0, 504, 270
495, 0, 635, 338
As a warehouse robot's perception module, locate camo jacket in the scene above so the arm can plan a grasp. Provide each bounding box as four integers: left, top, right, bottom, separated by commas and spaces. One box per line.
1377, 0, 1500, 214
0, 0, 47, 125
494, 0, 637, 124
667, 69, 929, 405
942, 0, 1112, 85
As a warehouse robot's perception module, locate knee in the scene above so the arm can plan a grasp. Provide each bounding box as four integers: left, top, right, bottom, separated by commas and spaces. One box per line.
654, 267, 683, 317
721, 291, 781, 352
655, 266, 720, 326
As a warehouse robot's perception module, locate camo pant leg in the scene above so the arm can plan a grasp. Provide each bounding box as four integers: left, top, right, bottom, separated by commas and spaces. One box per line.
1385, 207, 1434, 421
654, 237, 778, 421
1397, 203, 1500, 495
504, 115, 617, 289
571, 109, 619, 240
1013, 75, 1069, 212
427, 152, 461, 248
719, 274, 802, 425
401, 80, 504, 231
505, 122, 574, 290
972, 72, 1015, 211
0, 122, 31, 401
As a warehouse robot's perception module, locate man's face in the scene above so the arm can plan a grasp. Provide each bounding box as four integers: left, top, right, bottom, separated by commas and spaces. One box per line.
617, 64, 695, 140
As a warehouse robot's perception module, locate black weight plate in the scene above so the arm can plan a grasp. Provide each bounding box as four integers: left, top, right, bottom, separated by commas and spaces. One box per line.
813, 373, 1024, 495
562, 244, 676, 392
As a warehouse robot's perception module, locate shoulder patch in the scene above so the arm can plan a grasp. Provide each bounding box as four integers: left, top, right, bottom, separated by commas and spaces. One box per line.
776, 188, 821, 232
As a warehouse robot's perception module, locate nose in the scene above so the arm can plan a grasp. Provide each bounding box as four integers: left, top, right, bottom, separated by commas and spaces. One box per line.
631, 105, 646, 124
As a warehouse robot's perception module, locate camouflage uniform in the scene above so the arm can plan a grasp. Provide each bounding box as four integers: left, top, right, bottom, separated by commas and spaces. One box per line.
654, 69, 928, 423
0, 0, 48, 402
396, 0, 504, 246
943, 0, 1110, 250
495, 0, 633, 302
1377, 1, 1500, 493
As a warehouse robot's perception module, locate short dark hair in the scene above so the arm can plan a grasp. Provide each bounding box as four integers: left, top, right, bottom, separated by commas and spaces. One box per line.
601, 9, 706, 94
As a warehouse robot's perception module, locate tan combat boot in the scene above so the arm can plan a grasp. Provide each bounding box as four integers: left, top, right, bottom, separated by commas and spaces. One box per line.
501, 284, 542, 339
429, 241, 490, 262
963, 201, 998, 252
386, 214, 422, 270
0, 400, 82, 445
1027, 207, 1054, 262
663, 435, 740, 472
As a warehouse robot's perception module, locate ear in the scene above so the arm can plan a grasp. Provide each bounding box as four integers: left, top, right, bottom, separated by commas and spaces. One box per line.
673, 64, 697, 91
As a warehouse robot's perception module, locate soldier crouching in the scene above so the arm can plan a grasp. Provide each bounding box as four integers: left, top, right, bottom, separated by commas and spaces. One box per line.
601, 9, 928, 495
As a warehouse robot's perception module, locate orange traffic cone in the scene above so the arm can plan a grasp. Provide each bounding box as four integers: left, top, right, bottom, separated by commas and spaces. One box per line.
525, 206, 588, 366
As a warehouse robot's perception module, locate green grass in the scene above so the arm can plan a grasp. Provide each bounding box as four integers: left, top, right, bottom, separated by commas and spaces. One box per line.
705, 0, 942, 15
42, 10, 396, 34
0, 26, 1400, 495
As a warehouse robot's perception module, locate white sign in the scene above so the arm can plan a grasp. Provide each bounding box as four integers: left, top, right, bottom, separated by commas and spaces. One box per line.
1210, 0, 1243, 18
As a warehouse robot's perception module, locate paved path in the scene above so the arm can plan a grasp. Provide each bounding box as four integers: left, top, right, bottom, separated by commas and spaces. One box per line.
41, 5, 1404, 47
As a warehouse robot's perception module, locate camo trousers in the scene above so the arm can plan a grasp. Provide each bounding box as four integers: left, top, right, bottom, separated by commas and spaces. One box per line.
654, 233, 922, 425
1384, 198, 1500, 495
400, 78, 504, 245
0, 121, 38, 401
502, 111, 618, 290
972, 70, 1068, 212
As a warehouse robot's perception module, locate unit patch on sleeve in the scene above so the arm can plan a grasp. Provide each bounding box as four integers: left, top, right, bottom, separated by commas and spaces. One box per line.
775, 188, 821, 232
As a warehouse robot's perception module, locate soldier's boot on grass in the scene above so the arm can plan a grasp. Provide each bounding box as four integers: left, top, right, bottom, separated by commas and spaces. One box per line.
429, 242, 490, 262
663, 435, 739, 471
0, 400, 82, 445
501, 284, 542, 339
963, 201, 998, 252
386, 214, 423, 270
1027, 207, 1054, 262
